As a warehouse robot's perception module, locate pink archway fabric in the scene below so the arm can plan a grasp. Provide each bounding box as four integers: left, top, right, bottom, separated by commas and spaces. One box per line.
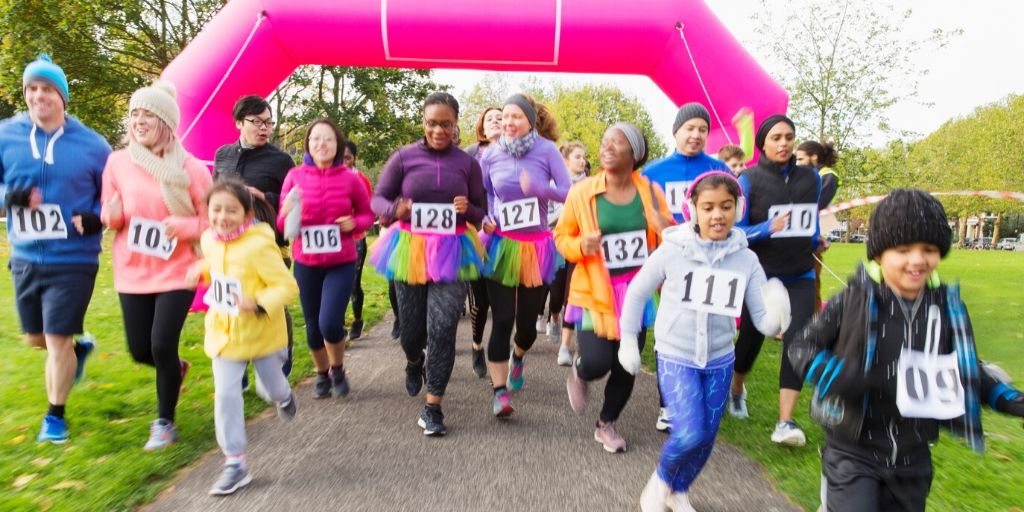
163, 0, 788, 161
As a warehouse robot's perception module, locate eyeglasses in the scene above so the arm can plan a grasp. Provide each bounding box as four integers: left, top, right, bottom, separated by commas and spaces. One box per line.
424, 120, 455, 131
244, 118, 275, 129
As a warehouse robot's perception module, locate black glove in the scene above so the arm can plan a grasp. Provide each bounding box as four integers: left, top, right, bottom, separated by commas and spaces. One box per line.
998, 395, 1024, 417
74, 212, 103, 235
5, 187, 34, 208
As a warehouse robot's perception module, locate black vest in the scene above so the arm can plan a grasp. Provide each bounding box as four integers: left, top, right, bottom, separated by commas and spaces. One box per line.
745, 155, 819, 276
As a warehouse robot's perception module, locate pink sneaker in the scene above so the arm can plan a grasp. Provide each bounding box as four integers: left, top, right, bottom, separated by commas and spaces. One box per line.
566, 363, 588, 414
594, 421, 627, 453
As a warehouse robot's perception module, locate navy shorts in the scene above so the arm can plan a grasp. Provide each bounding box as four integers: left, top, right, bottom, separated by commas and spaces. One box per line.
8, 259, 98, 336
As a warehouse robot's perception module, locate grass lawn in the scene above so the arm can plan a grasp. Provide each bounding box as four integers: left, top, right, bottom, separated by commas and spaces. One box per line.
0, 230, 390, 512
642, 243, 1024, 511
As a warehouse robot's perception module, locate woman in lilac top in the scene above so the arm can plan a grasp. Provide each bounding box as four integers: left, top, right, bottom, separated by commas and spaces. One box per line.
369, 92, 487, 436
479, 93, 571, 417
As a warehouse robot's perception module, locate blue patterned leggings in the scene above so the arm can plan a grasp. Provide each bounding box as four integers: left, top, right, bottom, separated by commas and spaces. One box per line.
656, 354, 733, 492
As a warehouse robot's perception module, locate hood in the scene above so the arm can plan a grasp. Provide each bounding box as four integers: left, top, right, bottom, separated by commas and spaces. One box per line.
241, 222, 277, 244
663, 223, 749, 265
12, 112, 85, 165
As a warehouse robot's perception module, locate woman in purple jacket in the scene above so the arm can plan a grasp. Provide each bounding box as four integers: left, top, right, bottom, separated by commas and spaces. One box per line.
480, 94, 571, 417
278, 119, 373, 401
369, 92, 487, 436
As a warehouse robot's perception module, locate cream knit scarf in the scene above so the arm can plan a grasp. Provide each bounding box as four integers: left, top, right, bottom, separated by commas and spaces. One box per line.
128, 138, 195, 218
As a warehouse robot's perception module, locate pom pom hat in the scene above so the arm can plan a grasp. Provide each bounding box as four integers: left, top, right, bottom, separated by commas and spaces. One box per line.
23, 53, 69, 105
129, 80, 180, 131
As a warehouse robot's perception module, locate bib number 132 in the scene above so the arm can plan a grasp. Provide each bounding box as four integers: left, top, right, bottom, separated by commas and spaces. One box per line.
679, 268, 747, 317
411, 203, 456, 235
601, 230, 647, 269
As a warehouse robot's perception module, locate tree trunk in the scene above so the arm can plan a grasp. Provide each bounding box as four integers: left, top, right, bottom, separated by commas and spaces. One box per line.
993, 213, 1002, 246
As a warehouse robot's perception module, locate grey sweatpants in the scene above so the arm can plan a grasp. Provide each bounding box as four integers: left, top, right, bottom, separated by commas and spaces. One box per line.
213, 350, 292, 457
394, 281, 466, 397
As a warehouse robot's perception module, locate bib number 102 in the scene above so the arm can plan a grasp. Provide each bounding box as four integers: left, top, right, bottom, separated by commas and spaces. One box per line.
411, 203, 456, 235
10, 204, 68, 240
679, 268, 747, 317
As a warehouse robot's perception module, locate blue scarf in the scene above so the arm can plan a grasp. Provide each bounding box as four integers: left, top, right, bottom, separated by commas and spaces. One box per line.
498, 130, 538, 159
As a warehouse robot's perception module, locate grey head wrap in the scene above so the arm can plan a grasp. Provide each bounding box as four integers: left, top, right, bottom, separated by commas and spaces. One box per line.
609, 122, 646, 165
504, 94, 537, 128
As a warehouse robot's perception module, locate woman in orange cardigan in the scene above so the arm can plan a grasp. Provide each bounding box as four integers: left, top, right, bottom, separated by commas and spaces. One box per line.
554, 122, 673, 453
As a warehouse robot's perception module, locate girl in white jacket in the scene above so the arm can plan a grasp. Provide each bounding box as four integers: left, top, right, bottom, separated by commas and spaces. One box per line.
619, 171, 790, 511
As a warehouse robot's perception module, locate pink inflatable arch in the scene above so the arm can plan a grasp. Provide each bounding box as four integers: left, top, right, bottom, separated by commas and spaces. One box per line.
163, 0, 787, 161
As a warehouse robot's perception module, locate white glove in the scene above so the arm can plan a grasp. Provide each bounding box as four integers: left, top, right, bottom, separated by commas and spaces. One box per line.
761, 278, 791, 337
618, 334, 642, 375
283, 187, 302, 241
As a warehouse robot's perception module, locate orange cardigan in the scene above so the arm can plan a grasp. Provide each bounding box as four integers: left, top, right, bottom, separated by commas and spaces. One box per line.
553, 170, 672, 340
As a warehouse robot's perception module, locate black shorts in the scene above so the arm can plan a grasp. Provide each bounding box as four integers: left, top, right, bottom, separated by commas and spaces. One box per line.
9, 259, 98, 336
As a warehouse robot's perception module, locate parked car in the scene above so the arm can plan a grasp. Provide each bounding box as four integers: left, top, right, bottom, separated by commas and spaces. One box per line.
850, 234, 867, 243
826, 231, 845, 242
972, 237, 993, 250
997, 237, 1017, 250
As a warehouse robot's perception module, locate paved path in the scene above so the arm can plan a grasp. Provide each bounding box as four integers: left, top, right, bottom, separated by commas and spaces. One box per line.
148, 314, 798, 511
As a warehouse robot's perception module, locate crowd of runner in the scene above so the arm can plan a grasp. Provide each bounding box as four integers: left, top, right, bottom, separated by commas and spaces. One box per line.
3, 54, 1023, 510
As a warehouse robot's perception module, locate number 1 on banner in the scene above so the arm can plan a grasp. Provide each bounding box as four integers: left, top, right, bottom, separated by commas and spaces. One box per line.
679, 268, 747, 317
768, 203, 817, 238
410, 203, 456, 235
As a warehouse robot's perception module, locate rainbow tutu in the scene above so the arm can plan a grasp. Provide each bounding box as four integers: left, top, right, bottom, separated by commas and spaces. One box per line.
369, 223, 485, 284
565, 267, 657, 334
482, 230, 557, 288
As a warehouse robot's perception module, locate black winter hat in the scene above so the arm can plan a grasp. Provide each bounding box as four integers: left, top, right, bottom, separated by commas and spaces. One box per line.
672, 102, 710, 135
867, 188, 952, 260
755, 115, 795, 152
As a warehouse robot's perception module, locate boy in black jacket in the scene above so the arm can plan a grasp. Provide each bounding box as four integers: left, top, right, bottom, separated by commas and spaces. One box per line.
788, 189, 1024, 511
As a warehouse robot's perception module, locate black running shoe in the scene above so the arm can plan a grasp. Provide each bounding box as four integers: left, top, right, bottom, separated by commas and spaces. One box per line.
405, 360, 424, 397
417, 404, 447, 436
313, 373, 331, 399
471, 348, 487, 378
349, 319, 364, 340
391, 319, 401, 340
331, 367, 350, 398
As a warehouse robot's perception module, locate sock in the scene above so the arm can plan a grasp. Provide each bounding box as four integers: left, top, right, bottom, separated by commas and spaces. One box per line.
512, 351, 523, 363
317, 370, 329, 378
331, 365, 344, 381
225, 453, 247, 468
73, 341, 86, 358
48, 403, 66, 419
493, 385, 507, 397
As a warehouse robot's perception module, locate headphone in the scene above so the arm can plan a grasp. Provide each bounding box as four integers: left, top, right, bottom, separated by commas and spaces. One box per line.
680, 171, 746, 225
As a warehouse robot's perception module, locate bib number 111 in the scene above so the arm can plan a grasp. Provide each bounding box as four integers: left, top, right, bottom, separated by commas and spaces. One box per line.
679, 268, 747, 317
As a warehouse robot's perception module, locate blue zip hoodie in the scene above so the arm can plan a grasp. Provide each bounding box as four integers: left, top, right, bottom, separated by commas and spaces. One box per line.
0, 113, 111, 264
641, 151, 729, 223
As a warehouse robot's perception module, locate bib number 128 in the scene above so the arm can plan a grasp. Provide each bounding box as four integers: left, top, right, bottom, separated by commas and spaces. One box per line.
411, 203, 456, 235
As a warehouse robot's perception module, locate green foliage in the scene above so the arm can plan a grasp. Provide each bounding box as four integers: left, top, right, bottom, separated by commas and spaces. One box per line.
753, 0, 960, 150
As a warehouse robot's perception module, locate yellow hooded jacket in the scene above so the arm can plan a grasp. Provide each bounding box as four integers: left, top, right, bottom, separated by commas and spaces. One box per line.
197, 223, 299, 360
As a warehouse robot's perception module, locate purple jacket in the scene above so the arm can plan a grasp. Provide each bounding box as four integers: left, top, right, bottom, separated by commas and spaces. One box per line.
372, 139, 486, 225
480, 137, 570, 234
277, 163, 374, 267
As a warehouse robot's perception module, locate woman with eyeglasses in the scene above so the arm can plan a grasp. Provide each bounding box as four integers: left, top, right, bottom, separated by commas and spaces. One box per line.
370, 92, 487, 436
278, 118, 374, 401
478, 94, 571, 418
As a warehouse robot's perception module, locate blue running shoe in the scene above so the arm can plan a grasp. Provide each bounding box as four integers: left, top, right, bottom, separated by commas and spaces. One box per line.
507, 353, 525, 391
37, 415, 68, 444
74, 333, 96, 384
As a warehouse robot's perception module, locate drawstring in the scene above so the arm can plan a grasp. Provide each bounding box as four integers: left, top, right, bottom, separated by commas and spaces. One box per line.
29, 124, 64, 164
435, 153, 441, 187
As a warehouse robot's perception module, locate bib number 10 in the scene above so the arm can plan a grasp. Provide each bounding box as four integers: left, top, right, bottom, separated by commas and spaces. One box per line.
679, 268, 747, 317
10, 204, 68, 240
768, 203, 817, 238
411, 203, 456, 235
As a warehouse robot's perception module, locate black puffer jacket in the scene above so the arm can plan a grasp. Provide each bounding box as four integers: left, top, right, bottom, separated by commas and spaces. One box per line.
214, 141, 295, 246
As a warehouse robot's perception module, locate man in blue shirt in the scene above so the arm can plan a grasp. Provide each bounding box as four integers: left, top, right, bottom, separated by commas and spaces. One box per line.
642, 103, 730, 223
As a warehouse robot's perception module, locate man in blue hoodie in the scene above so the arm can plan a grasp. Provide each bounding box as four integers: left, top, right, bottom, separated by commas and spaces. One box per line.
0, 54, 112, 444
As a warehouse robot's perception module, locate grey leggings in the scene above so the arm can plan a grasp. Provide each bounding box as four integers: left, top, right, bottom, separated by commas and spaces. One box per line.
394, 281, 467, 397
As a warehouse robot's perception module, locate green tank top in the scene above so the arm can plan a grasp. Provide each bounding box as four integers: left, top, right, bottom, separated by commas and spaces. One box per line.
596, 192, 647, 275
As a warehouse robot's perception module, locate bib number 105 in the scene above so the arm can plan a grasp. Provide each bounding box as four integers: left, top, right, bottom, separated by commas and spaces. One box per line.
203, 274, 242, 316
678, 268, 747, 317
411, 203, 456, 235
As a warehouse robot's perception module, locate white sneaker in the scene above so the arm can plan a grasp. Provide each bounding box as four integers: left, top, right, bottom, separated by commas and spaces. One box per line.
771, 420, 807, 447
536, 317, 546, 333
639, 471, 671, 512
655, 407, 671, 432
727, 386, 749, 419
545, 320, 557, 337
667, 491, 696, 512
557, 345, 573, 366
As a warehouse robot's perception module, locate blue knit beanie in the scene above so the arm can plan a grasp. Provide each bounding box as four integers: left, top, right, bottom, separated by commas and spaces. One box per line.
23, 54, 69, 105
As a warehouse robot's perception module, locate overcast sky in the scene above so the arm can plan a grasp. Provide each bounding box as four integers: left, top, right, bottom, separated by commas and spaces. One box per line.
435, 0, 1024, 150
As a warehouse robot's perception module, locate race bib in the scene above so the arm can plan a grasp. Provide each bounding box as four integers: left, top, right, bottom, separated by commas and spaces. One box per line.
663, 181, 691, 215
203, 274, 242, 316
896, 305, 965, 419
410, 203, 456, 235
601, 230, 648, 270
299, 224, 342, 254
497, 197, 541, 231
9, 204, 68, 240
127, 217, 177, 260
678, 268, 747, 317
768, 203, 818, 238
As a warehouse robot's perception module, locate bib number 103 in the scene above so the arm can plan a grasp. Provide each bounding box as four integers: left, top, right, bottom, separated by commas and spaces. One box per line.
127, 217, 177, 260
411, 203, 456, 235
679, 268, 747, 317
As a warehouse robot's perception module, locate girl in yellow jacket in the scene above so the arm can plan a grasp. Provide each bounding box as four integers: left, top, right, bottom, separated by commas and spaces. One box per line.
187, 177, 300, 496
554, 123, 673, 453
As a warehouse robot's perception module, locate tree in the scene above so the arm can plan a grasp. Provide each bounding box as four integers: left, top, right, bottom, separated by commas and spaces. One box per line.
752, 0, 960, 150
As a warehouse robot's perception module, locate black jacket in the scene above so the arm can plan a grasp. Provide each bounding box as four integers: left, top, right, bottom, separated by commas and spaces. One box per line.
214, 141, 295, 246
743, 154, 820, 276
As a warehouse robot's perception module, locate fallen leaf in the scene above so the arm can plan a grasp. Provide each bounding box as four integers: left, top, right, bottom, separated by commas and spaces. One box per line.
5, 435, 27, 446
110, 418, 132, 425
12, 474, 37, 488
97, 383, 114, 389
32, 495, 52, 511
99, 353, 111, 360
50, 480, 85, 491
94, 456, 109, 464
993, 452, 1014, 462
30, 458, 51, 468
